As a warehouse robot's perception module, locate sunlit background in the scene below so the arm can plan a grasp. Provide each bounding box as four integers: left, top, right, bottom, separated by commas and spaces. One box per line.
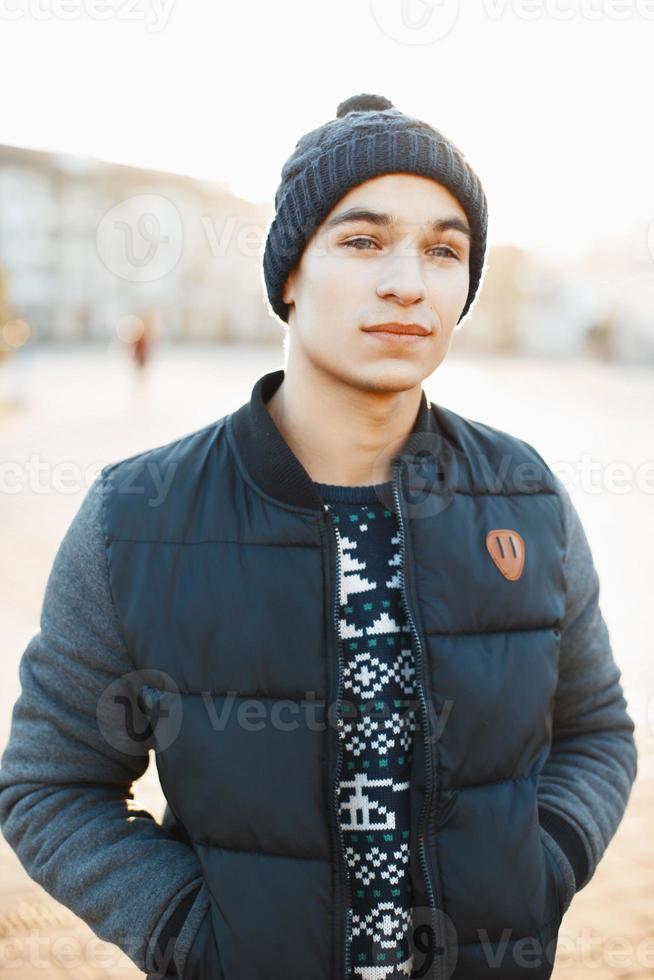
0, 2, 653, 978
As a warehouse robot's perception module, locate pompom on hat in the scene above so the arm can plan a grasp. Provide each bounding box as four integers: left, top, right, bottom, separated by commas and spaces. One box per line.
262, 93, 488, 325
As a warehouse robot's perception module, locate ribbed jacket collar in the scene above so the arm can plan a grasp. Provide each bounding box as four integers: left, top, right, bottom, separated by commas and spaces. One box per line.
228, 368, 436, 512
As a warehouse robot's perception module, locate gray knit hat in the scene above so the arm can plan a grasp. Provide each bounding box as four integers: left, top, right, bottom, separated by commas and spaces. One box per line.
262, 93, 488, 325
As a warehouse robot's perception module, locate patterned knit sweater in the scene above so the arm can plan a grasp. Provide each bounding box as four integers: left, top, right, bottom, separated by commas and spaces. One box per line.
313, 478, 418, 980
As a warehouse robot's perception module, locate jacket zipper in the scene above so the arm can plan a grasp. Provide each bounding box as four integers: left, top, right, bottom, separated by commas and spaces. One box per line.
325, 512, 353, 980
392, 457, 441, 980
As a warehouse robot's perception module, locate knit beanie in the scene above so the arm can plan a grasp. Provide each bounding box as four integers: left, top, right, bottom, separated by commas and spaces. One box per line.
262, 93, 488, 326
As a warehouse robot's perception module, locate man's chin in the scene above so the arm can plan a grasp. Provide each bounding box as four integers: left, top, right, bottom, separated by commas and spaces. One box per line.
347, 364, 430, 396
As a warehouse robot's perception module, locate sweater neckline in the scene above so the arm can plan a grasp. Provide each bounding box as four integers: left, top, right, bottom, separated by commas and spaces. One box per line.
312, 480, 393, 504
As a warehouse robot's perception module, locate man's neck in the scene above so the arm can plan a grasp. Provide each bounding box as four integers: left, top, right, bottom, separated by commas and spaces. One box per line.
264, 360, 423, 487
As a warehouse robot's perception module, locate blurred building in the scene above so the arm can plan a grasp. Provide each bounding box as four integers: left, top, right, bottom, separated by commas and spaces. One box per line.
1, 143, 652, 362
0, 144, 276, 345
456, 228, 654, 364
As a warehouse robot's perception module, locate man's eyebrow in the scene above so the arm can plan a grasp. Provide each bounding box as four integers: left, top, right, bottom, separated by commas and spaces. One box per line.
323, 207, 471, 239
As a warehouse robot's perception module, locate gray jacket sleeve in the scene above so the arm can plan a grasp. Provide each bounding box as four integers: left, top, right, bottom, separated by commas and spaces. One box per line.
537, 473, 638, 913
0, 475, 211, 977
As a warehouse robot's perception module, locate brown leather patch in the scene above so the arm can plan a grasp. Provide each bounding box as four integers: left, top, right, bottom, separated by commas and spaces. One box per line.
485, 529, 526, 581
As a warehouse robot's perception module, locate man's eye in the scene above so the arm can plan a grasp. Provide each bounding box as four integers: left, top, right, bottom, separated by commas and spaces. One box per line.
342, 237, 377, 250
428, 245, 460, 260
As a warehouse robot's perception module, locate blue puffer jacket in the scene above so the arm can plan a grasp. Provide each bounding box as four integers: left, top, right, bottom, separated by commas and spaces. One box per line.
100, 367, 607, 980
0, 367, 637, 980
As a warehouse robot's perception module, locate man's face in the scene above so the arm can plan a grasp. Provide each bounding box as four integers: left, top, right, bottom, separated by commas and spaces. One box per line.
281, 172, 471, 394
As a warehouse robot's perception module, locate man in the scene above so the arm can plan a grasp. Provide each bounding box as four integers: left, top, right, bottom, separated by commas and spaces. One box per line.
0, 94, 637, 980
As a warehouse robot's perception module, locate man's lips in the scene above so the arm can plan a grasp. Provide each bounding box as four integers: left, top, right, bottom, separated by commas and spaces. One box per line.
362, 322, 431, 336
362, 322, 432, 345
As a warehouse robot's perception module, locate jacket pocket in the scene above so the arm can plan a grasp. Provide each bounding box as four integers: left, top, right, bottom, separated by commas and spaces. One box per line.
181, 904, 224, 980
538, 825, 567, 930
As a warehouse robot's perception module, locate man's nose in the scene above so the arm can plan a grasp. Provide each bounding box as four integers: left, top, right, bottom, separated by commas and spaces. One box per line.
375, 249, 428, 305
